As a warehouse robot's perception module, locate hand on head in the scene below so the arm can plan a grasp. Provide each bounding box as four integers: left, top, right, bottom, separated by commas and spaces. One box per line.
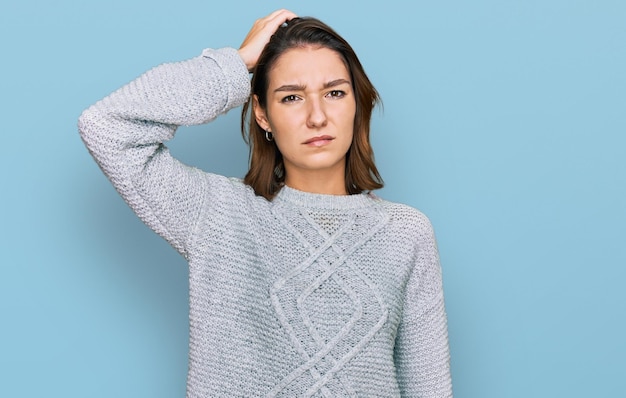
238, 9, 298, 72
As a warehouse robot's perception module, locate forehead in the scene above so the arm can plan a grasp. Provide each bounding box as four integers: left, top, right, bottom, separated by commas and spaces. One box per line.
268, 46, 350, 87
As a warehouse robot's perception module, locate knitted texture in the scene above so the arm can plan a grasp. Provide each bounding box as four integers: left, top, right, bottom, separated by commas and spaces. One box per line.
79, 47, 452, 397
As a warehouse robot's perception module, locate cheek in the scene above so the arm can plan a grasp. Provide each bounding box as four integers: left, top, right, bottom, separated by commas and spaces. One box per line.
338, 106, 357, 136
341, 100, 357, 124
267, 105, 302, 133
344, 132, 355, 151
271, 132, 298, 160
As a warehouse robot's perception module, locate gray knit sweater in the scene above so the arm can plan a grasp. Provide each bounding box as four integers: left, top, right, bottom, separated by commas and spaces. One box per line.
79, 47, 452, 397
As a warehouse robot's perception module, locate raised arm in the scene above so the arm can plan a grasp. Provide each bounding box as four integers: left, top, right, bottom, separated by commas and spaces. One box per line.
394, 214, 453, 397
78, 48, 249, 256
78, 10, 297, 257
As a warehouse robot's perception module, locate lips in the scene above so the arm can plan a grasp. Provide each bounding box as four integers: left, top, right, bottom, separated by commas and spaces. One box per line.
303, 135, 334, 146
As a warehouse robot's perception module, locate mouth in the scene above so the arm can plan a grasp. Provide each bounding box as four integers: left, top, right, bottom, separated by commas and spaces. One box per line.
303, 135, 335, 146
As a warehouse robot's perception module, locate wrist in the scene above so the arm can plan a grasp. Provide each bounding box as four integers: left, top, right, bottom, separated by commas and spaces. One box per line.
237, 48, 254, 72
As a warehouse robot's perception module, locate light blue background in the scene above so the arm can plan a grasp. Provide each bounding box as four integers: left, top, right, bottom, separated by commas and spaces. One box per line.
1, 0, 624, 396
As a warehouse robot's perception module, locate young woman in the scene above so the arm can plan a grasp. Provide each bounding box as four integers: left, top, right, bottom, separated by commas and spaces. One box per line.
79, 9, 452, 397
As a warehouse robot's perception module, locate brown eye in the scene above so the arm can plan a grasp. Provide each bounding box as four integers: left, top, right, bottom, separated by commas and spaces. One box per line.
281, 95, 299, 103
327, 90, 345, 98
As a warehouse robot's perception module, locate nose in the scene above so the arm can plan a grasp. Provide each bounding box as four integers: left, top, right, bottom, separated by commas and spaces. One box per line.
306, 97, 328, 129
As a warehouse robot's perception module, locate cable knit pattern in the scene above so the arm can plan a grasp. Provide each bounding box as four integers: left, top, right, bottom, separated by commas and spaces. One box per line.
79, 47, 452, 397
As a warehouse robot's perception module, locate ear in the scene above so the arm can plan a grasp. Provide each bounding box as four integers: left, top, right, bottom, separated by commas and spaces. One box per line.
252, 95, 271, 132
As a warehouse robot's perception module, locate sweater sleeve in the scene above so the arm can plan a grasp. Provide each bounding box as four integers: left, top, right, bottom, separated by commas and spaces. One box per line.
394, 215, 453, 397
78, 47, 250, 257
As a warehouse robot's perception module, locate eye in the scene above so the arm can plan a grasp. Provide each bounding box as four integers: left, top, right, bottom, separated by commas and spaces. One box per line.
281, 94, 300, 103
326, 90, 346, 99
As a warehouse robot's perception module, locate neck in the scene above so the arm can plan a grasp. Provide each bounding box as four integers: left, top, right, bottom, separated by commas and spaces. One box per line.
284, 166, 347, 195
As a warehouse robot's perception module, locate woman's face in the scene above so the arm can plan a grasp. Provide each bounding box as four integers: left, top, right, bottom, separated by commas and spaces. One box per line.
254, 46, 356, 189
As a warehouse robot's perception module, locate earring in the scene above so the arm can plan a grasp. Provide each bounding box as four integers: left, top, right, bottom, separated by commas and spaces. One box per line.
265, 130, 274, 142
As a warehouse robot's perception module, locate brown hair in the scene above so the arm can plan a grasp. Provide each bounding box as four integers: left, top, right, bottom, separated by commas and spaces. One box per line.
241, 17, 383, 200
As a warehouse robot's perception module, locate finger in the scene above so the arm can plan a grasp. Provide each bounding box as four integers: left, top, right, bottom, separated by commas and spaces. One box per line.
241, 10, 296, 50
251, 9, 290, 32
242, 9, 294, 46
264, 9, 297, 29
238, 9, 298, 71
265, 8, 296, 23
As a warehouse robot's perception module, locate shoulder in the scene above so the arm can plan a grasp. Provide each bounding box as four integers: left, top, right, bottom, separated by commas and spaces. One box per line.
196, 171, 271, 211
371, 196, 442, 283
367, 194, 441, 279
370, 193, 435, 239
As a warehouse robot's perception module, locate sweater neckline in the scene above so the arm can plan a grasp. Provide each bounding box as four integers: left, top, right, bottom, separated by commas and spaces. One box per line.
273, 185, 376, 210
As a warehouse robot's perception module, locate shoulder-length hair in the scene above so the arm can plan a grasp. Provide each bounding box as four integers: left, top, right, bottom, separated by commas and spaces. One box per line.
241, 17, 383, 200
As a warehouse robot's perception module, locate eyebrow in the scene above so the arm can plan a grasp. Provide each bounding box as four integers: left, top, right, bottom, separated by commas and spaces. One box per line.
273, 79, 351, 93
